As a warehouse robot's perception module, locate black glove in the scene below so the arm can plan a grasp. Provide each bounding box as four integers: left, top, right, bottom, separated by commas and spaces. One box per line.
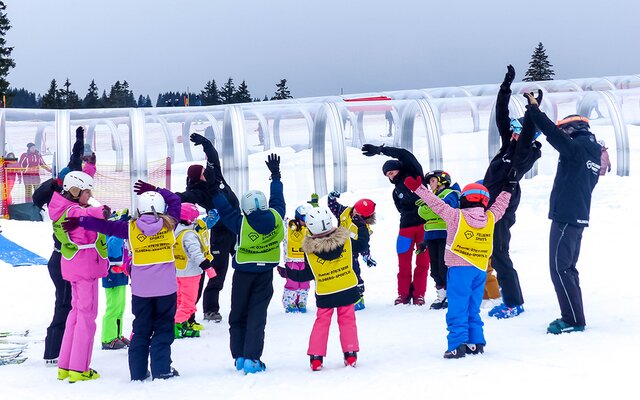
277, 266, 287, 278
502, 168, 519, 193
535, 89, 543, 105
190, 133, 216, 160
61, 217, 80, 232
351, 214, 366, 228
500, 65, 515, 90
199, 259, 213, 271
265, 153, 281, 180
415, 241, 427, 255
361, 143, 384, 157
102, 205, 112, 220
133, 180, 157, 195
328, 190, 341, 201
75, 126, 85, 141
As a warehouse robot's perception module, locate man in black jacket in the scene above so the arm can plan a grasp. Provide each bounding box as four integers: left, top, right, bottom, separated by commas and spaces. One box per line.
361, 144, 430, 306
524, 93, 601, 334
483, 65, 542, 319
177, 133, 240, 324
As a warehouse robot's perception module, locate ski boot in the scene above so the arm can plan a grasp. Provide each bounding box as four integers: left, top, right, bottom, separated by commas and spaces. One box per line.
310, 355, 323, 371
344, 351, 357, 367
69, 368, 100, 383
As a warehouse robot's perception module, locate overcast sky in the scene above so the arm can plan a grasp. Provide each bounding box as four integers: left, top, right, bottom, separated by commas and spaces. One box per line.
5, 0, 640, 102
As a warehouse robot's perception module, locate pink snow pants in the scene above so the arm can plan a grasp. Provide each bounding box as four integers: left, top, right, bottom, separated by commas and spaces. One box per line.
58, 278, 99, 372
175, 275, 201, 323
307, 305, 359, 356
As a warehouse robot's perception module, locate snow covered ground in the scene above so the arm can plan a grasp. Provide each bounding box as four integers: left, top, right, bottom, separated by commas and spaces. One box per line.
0, 124, 638, 399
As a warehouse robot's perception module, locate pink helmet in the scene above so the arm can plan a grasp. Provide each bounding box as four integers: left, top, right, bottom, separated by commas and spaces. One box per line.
180, 203, 200, 224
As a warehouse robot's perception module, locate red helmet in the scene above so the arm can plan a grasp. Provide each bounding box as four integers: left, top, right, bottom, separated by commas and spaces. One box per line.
180, 203, 200, 224
353, 198, 376, 218
461, 183, 490, 208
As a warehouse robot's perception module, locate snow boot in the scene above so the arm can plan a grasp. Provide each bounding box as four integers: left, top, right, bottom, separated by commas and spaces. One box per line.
153, 368, 180, 380
297, 301, 307, 314
235, 357, 245, 371
344, 351, 357, 367
243, 359, 266, 374
413, 295, 426, 306
310, 355, 323, 371
430, 288, 448, 310
57, 368, 69, 380
547, 318, 585, 335
443, 344, 467, 359
394, 295, 410, 305
203, 312, 222, 323
465, 344, 484, 355
68, 368, 100, 383
102, 337, 127, 350
494, 304, 525, 319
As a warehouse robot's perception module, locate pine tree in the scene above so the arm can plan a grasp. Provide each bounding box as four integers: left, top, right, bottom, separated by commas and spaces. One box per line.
145, 94, 152, 107
201, 79, 221, 105
41, 79, 61, 109
263, 95, 269, 102
83, 79, 100, 108
219, 78, 236, 104
6, 87, 38, 108
60, 78, 80, 108
100, 90, 108, 107
523, 42, 555, 82
272, 78, 292, 100
234, 80, 252, 103
0, 1, 15, 101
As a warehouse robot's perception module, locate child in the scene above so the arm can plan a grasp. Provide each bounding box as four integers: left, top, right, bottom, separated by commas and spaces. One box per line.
62, 180, 181, 380
174, 202, 216, 338
416, 170, 460, 310
49, 170, 109, 382
281, 204, 311, 313
404, 175, 512, 358
279, 206, 370, 371
599, 140, 611, 176
327, 191, 376, 311
101, 210, 131, 350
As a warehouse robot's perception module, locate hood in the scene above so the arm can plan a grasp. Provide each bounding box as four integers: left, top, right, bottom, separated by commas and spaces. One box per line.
245, 208, 277, 235
136, 214, 165, 236
302, 226, 350, 255
48, 191, 79, 221
175, 222, 196, 235
460, 206, 490, 229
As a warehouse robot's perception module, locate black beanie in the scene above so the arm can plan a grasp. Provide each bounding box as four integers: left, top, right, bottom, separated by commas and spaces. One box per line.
187, 164, 204, 183
382, 160, 402, 175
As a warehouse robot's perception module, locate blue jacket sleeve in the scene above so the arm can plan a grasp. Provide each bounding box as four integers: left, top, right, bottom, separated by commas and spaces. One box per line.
268, 178, 286, 219
212, 192, 243, 235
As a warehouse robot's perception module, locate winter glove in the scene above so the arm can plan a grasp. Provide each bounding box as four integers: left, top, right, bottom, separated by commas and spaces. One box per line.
415, 241, 428, 255
82, 152, 96, 165
102, 205, 112, 220
328, 190, 341, 201
403, 175, 422, 192
76, 126, 85, 141
361, 143, 384, 157
265, 153, 281, 180
500, 64, 516, 90
307, 193, 319, 207
204, 209, 220, 229
133, 180, 156, 195
351, 214, 366, 228
199, 259, 213, 271
415, 199, 426, 207
277, 266, 287, 278
119, 208, 131, 221
61, 217, 80, 232
190, 133, 216, 160
523, 90, 543, 107
206, 268, 217, 279
362, 254, 377, 268
501, 168, 519, 193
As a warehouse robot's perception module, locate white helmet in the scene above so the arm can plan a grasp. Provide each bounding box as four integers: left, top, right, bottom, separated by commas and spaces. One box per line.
63, 171, 94, 192
137, 191, 166, 216
305, 207, 334, 236
240, 190, 268, 215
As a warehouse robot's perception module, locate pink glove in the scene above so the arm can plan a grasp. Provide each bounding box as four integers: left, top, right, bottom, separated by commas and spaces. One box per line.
206, 268, 217, 279
404, 175, 422, 191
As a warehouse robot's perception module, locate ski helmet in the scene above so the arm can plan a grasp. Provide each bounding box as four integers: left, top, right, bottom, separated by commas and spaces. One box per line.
305, 207, 334, 236
180, 202, 200, 224
63, 171, 94, 192
240, 190, 268, 215
424, 170, 451, 187
557, 115, 590, 136
137, 191, 166, 216
460, 183, 490, 208
353, 199, 376, 218
294, 204, 309, 222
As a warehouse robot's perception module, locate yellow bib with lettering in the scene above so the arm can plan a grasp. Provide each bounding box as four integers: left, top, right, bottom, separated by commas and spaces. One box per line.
306, 238, 358, 295
448, 211, 495, 271
286, 224, 307, 261
339, 207, 372, 239
128, 221, 176, 266
195, 219, 213, 262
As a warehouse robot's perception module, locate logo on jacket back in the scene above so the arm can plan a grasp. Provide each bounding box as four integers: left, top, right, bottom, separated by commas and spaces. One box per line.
586, 160, 601, 175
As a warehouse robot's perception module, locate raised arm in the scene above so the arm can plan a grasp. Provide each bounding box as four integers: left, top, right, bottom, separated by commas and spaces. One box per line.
496, 65, 516, 149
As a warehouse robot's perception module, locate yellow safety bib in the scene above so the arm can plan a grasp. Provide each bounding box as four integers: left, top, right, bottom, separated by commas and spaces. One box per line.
448, 211, 495, 271
173, 225, 213, 270
128, 221, 176, 266
306, 238, 358, 295
286, 224, 307, 260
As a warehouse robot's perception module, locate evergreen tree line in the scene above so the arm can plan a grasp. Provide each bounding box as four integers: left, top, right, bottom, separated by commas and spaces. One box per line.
5, 77, 293, 109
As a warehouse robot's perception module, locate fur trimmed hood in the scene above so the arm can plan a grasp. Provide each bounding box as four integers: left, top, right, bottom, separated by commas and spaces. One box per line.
302, 226, 350, 255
